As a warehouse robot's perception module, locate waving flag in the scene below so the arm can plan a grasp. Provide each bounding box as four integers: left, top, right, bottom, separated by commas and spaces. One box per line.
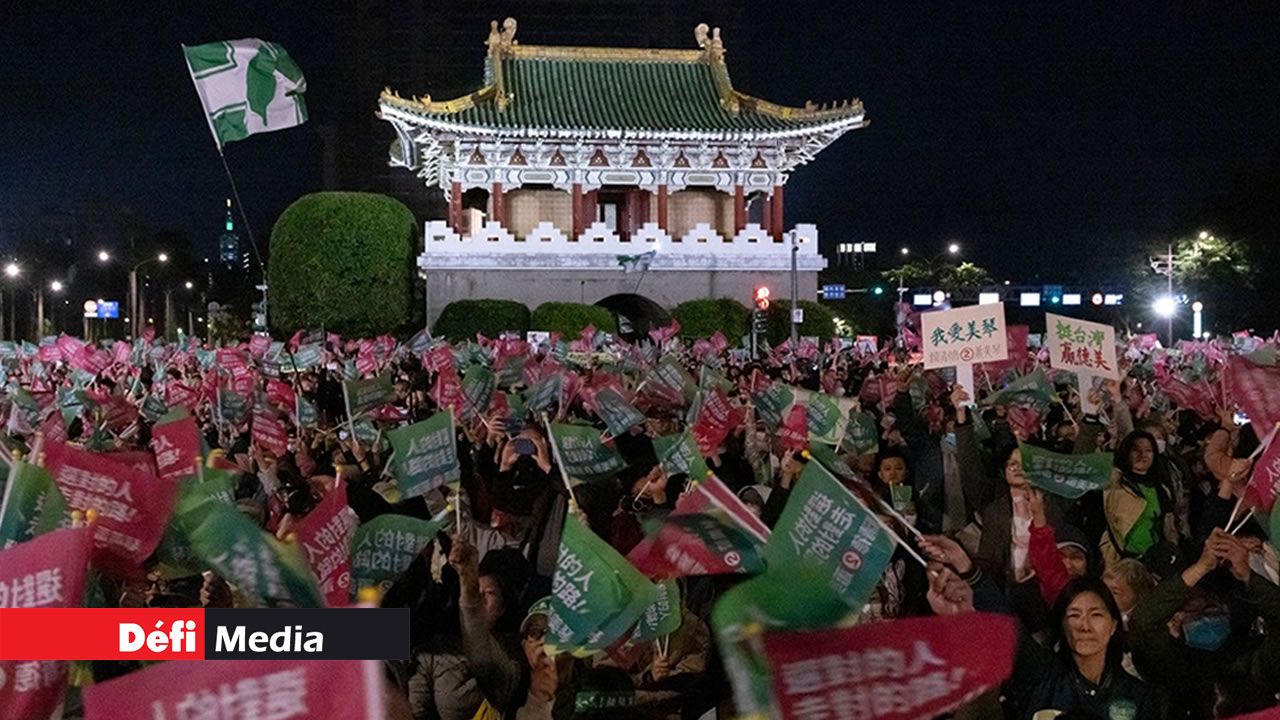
183, 39, 308, 147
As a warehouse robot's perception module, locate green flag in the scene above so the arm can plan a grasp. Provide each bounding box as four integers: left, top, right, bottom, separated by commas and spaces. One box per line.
218, 389, 250, 424
711, 562, 852, 716
646, 357, 697, 406
841, 411, 880, 456
805, 393, 846, 445
296, 395, 319, 429
752, 384, 793, 431
547, 515, 658, 655
633, 579, 683, 641
987, 367, 1056, 409
593, 388, 645, 438
461, 365, 496, 419
154, 472, 237, 579
549, 423, 626, 485
343, 373, 395, 419
350, 509, 453, 595
524, 374, 562, 413
388, 411, 460, 498
766, 461, 895, 611
186, 503, 324, 608
0, 461, 65, 549
1020, 443, 1114, 499
183, 39, 308, 148
652, 432, 710, 481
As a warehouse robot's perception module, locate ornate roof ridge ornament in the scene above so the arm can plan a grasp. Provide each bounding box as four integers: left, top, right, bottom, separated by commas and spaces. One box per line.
486, 18, 518, 111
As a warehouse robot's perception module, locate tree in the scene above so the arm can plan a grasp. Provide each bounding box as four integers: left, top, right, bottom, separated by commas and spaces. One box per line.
268, 192, 416, 336
1128, 232, 1255, 333
881, 259, 993, 296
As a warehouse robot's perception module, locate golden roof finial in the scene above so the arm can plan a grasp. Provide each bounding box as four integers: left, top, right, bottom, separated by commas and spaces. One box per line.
488, 17, 518, 52
694, 23, 726, 61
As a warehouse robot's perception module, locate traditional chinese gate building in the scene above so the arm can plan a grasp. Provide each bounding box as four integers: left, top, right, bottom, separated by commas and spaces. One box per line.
378, 19, 865, 327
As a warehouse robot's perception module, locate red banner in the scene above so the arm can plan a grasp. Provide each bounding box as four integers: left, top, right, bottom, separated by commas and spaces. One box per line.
84, 658, 384, 720
0, 527, 93, 720
1246, 433, 1280, 513
763, 613, 1018, 720
151, 414, 202, 482
252, 407, 290, 458
44, 444, 177, 576
692, 388, 742, 455
1228, 355, 1280, 429
292, 489, 360, 607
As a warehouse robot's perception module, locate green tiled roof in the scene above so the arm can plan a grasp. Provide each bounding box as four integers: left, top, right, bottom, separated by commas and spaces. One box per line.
381, 47, 863, 136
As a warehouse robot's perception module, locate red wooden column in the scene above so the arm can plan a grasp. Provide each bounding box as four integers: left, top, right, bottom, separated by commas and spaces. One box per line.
733, 184, 746, 234
449, 181, 462, 232
770, 184, 785, 239
584, 189, 598, 230
490, 182, 504, 226
571, 183, 583, 237
656, 184, 669, 233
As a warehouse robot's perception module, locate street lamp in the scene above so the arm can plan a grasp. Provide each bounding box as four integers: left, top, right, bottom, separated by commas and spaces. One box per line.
1192, 300, 1204, 338
948, 243, 960, 255
97, 250, 111, 263
1153, 295, 1177, 319
4, 262, 19, 278
128, 252, 168, 334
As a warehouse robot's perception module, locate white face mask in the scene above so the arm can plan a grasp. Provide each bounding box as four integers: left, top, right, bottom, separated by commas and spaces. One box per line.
1155, 438, 1167, 454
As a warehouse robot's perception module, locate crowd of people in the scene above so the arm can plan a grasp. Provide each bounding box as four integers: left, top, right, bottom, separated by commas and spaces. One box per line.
3, 320, 1280, 720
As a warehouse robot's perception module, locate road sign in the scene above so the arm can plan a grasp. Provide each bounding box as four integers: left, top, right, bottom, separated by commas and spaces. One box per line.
82, 300, 120, 319
821, 283, 846, 300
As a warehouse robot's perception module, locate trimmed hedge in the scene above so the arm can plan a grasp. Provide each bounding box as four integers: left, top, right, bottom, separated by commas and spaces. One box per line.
671, 298, 751, 342
766, 300, 838, 345
268, 192, 416, 336
433, 299, 531, 341
531, 302, 618, 337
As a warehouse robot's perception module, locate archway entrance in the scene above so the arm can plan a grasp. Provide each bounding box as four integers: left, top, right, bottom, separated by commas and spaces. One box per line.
595, 294, 672, 341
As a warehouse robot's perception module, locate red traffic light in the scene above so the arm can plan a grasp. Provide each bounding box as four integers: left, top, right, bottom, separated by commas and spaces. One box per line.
754, 286, 771, 310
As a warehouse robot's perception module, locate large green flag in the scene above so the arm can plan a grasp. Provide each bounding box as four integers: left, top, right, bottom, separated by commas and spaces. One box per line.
645, 357, 697, 406
182, 39, 308, 148
633, 579, 683, 641
388, 411, 460, 498
461, 365, 496, 420
350, 509, 453, 596
548, 423, 626, 485
547, 515, 658, 655
766, 461, 896, 611
186, 503, 324, 608
653, 432, 710, 480
154, 472, 237, 579
0, 461, 64, 548
805, 393, 846, 445
712, 562, 853, 716
1020, 443, 1114, 499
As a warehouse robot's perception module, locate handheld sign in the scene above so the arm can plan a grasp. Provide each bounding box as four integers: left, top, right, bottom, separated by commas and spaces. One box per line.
1046, 312, 1119, 381
921, 303, 1009, 394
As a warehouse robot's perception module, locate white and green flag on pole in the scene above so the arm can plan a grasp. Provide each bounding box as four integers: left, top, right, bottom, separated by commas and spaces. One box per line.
182, 39, 307, 147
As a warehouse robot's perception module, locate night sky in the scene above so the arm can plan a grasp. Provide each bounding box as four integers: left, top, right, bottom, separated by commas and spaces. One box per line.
3, 2, 1278, 287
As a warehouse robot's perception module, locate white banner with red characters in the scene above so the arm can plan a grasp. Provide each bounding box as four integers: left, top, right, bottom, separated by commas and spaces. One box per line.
1045, 313, 1119, 380
762, 613, 1017, 720
150, 413, 202, 482
44, 443, 178, 576
83, 658, 385, 720
292, 486, 360, 607
0, 527, 93, 720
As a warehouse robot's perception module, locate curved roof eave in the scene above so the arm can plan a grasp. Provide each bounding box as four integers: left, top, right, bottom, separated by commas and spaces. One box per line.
379, 104, 867, 144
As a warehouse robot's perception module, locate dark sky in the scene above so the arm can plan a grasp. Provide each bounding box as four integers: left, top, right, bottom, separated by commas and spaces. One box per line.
3, 2, 1278, 285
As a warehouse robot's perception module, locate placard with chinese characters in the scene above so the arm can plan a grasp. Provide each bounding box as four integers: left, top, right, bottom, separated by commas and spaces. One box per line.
1046, 312, 1119, 380
920, 304, 1008, 370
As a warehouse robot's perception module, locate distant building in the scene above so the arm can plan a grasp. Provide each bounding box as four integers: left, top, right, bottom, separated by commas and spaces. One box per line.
378, 19, 865, 326
218, 198, 241, 269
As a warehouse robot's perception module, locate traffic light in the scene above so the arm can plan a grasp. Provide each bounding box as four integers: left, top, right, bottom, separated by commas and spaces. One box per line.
872, 285, 885, 296
754, 286, 770, 311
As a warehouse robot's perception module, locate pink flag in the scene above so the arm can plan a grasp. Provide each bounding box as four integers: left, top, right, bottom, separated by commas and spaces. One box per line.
779, 404, 808, 452
1006, 405, 1042, 440
252, 407, 290, 458
649, 319, 681, 345
112, 340, 132, 365
1228, 355, 1280, 429
151, 413, 202, 482
709, 331, 729, 355
424, 346, 455, 374
41, 410, 68, 446
84, 659, 385, 720
0, 527, 94, 720
267, 378, 296, 409
249, 333, 271, 358
763, 613, 1017, 720
293, 488, 360, 607
692, 388, 744, 455
44, 443, 177, 577
56, 335, 85, 363
1245, 432, 1280, 514
163, 382, 199, 413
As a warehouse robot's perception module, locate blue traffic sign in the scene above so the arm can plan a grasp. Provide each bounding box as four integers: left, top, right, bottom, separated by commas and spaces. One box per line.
821, 283, 846, 300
